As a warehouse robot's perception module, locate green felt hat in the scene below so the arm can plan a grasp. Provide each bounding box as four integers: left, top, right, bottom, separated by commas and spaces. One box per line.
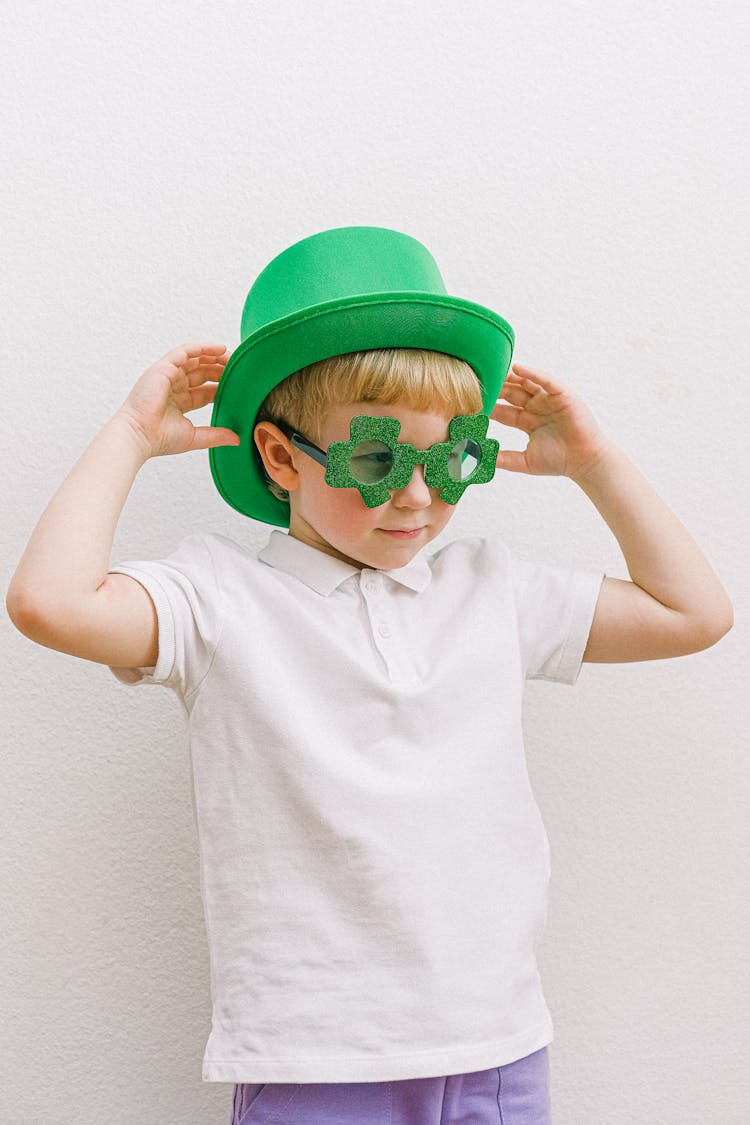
209, 225, 515, 526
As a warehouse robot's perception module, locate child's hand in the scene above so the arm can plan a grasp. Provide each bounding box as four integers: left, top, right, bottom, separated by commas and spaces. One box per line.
490, 363, 611, 480
116, 342, 241, 459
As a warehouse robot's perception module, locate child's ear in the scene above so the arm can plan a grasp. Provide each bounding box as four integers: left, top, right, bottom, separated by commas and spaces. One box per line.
253, 422, 301, 493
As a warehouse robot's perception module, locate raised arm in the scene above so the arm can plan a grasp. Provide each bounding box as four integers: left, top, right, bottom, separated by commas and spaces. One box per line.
6, 342, 238, 668
491, 363, 733, 662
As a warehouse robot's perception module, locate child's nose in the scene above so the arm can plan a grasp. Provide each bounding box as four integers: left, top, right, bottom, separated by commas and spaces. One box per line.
391, 462, 432, 504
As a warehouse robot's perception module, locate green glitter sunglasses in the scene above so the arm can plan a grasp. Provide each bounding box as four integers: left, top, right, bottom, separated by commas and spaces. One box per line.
274, 412, 500, 508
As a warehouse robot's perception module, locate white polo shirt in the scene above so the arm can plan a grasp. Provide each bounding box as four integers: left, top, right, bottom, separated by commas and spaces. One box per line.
108, 529, 603, 1084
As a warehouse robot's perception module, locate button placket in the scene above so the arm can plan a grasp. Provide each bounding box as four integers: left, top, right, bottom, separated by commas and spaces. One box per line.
361, 572, 394, 655
359, 572, 419, 686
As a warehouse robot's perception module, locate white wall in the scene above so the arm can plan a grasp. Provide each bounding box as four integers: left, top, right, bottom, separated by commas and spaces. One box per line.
2, 2, 748, 1122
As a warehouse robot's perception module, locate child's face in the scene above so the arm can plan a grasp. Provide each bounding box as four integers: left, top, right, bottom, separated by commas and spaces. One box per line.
287, 400, 459, 570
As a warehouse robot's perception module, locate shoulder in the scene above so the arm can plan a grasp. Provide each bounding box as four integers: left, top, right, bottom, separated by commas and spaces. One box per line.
175, 531, 262, 570
425, 535, 599, 609
422, 536, 516, 604
138, 532, 267, 599
427, 534, 513, 578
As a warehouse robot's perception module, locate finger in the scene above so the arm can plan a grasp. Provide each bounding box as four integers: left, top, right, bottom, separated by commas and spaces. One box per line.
491, 401, 548, 432
497, 383, 533, 409
503, 373, 546, 398
194, 350, 230, 366
181, 383, 222, 411
509, 363, 566, 395
181, 341, 229, 358
162, 342, 230, 370
189, 426, 241, 451
490, 401, 526, 428
185, 355, 230, 375
174, 360, 230, 390
495, 448, 532, 474
187, 360, 231, 386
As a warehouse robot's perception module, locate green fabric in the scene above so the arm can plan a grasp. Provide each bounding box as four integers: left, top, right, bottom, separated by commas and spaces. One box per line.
209, 226, 514, 525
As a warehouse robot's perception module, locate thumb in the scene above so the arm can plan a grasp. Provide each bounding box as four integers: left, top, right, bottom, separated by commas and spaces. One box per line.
495, 449, 531, 474
191, 427, 241, 451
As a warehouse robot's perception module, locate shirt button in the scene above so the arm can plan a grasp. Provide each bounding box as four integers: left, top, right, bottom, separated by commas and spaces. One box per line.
365, 581, 377, 593
378, 623, 391, 638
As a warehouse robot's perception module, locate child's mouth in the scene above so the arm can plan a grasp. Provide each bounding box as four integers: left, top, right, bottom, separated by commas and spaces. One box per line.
378, 527, 424, 539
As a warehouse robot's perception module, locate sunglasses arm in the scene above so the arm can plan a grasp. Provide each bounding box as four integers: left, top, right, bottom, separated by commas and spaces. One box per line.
274, 420, 329, 470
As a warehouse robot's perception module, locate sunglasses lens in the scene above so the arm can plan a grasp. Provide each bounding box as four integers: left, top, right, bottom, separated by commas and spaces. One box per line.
349, 440, 394, 483
447, 438, 483, 482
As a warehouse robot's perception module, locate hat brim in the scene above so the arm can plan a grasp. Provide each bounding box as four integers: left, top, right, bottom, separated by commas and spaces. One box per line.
209, 292, 514, 525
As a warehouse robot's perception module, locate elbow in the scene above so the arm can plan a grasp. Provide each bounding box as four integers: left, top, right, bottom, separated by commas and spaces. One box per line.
712, 592, 734, 643
5, 583, 56, 644
6, 584, 41, 639
716, 605, 734, 644
688, 597, 734, 653
5, 582, 29, 631
721, 597, 735, 636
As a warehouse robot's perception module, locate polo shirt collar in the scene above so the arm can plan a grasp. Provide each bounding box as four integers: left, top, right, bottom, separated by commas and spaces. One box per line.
257, 530, 433, 596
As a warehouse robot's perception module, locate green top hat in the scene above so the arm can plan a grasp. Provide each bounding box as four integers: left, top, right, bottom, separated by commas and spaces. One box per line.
209, 225, 515, 526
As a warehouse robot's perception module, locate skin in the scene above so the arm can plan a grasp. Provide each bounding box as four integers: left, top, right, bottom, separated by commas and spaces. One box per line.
255, 361, 733, 662
7, 341, 732, 671
253, 401, 460, 570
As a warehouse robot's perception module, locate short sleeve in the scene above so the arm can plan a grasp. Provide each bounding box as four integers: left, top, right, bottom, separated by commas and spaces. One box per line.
510, 555, 604, 684
106, 533, 224, 698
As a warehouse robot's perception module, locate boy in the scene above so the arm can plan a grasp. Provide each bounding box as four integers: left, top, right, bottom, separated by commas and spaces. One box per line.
6, 227, 732, 1124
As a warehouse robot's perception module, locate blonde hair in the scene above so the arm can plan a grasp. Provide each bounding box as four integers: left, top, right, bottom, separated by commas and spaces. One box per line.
255, 348, 484, 503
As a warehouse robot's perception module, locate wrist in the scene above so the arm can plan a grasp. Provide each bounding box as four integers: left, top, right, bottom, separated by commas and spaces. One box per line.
108, 408, 154, 465
568, 438, 625, 490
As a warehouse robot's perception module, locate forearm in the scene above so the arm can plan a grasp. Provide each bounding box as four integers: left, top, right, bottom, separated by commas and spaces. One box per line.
571, 441, 733, 624
7, 412, 150, 621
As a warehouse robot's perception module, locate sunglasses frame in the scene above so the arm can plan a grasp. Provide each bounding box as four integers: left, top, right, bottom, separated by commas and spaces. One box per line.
274, 412, 499, 507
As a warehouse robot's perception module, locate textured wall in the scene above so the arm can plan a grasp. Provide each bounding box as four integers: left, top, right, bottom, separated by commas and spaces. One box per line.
2, 2, 748, 1122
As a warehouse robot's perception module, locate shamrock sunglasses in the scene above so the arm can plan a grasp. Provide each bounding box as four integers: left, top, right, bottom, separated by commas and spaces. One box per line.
273, 412, 500, 507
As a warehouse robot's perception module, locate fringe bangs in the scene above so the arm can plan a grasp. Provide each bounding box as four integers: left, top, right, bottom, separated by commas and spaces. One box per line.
255, 348, 485, 503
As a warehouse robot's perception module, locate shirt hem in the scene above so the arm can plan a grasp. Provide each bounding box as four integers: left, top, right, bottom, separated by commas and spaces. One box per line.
200, 1016, 554, 1083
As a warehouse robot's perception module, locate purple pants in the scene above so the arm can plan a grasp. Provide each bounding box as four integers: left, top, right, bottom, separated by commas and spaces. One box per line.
230, 1045, 551, 1124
